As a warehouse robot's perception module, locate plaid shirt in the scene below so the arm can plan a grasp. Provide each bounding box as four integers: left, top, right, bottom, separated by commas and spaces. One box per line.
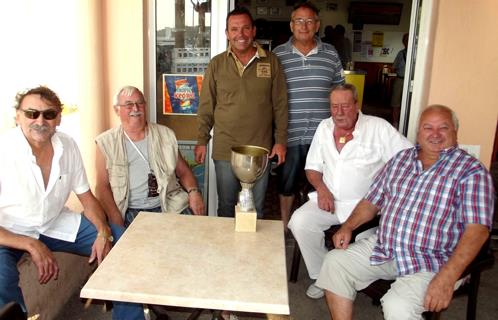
366, 146, 494, 275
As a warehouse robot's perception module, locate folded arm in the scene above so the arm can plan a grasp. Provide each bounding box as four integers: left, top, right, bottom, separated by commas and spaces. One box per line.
77, 190, 113, 265
0, 227, 59, 284
332, 199, 380, 249
424, 223, 489, 312
306, 169, 335, 212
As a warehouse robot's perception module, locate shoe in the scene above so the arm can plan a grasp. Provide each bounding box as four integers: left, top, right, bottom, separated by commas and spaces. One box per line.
306, 283, 324, 299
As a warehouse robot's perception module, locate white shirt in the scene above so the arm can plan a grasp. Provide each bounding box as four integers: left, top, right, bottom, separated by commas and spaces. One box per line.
305, 112, 412, 222
0, 127, 89, 241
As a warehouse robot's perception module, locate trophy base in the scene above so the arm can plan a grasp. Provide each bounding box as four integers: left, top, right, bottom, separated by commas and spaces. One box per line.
235, 205, 257, 232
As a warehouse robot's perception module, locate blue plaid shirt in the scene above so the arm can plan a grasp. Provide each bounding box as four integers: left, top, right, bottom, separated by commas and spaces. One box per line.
366, 146, 494, 275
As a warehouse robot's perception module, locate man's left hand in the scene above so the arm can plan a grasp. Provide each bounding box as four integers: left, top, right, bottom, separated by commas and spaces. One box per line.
89, 234, 112, 265
424, 272, 455, 312
189, 191, 206, 215
269, 143, 286, 166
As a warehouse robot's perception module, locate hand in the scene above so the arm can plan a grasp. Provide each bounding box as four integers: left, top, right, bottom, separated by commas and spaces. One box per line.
27, 239, 59, 284
332, 225, 353, 249
269, 143, 286, 166
89, 234, 112, 265
424, 272, 455, 312
194, 145, 207, 163
189, 191, 206, 215
317, 187, 335, 213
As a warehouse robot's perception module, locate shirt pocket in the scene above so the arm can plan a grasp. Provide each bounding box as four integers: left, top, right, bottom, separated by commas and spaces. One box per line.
350, 145, 383, 168
108, 164, 128, 201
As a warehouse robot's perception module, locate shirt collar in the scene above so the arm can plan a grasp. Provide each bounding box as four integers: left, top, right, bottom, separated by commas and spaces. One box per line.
414, 144, 458, 158
227, 41, 267, 59
283, 36, 323, 54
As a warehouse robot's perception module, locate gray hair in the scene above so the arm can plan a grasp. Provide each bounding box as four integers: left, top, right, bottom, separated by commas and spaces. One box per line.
418, 104, 459, 130
112, 86, 145, 107
330, 83, 359, 103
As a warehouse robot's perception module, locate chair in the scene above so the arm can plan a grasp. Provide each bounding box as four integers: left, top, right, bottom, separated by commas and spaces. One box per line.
359, 238, 495, 320
0, 302, 26, 320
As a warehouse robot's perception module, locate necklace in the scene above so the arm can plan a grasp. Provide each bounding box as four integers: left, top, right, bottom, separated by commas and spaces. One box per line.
337, 132, 353, 144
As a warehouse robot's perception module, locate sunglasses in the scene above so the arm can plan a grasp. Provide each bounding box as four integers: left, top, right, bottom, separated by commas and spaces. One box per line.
21, 108, 60, 120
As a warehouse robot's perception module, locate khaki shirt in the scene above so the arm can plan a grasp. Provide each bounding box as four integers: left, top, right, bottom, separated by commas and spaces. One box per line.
197, 43, 288, 160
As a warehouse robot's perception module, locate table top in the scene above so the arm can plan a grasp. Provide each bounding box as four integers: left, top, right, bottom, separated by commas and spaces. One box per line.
80, 213, 290, 315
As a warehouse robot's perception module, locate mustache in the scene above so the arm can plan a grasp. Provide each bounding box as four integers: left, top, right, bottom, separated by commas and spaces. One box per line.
29, 123, 51, 133
129, 111, 144, 117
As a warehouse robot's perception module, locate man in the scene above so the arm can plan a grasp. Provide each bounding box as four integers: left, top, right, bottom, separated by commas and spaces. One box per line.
0, 86, 144, 319
390, 32, 409, 128
96, 86, 205, 228
288, 84, 412, 299
317, 105, 494, 320
330, 24, 352, 69
195, 7, 288, 218
273, 2, 344, 232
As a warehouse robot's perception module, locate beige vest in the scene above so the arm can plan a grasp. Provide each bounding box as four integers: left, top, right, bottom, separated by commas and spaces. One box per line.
95, 123, 188, 217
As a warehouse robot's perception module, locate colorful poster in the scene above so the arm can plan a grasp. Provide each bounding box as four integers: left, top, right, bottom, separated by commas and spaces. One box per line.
163, 74, 203, 115
178, 140, 208, 206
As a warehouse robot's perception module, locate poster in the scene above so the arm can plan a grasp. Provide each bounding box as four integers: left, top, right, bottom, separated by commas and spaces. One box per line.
178, 140, 208, 205
163, 74, 203, 115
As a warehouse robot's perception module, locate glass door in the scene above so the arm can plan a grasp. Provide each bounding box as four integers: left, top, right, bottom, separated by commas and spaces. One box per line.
147, 0, 229, 214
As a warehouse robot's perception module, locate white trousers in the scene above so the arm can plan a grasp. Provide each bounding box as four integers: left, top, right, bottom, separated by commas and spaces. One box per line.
288, 199, 342, 279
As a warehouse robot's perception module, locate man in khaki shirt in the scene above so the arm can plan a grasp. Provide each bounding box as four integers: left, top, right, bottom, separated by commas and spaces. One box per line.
195, 7, 288, 219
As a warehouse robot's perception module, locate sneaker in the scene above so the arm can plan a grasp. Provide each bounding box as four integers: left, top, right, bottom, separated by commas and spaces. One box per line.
306, 283, 324, 299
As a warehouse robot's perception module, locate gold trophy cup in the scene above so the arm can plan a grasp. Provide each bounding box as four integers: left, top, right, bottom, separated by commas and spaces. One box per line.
231, 145, 269, 232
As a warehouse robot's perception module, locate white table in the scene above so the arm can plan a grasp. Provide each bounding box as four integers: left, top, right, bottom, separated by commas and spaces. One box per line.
80, 213, 290, 316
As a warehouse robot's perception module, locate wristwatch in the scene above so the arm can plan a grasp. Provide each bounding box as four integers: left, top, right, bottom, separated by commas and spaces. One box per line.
97, 231, 114, 242
187, 188, 200, 195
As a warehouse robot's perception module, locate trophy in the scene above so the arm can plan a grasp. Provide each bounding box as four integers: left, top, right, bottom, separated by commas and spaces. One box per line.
231, 145, 269, 232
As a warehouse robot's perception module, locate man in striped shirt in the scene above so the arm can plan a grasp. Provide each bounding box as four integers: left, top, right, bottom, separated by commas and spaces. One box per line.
273, 2, 344, 233
317, 105, 494, 320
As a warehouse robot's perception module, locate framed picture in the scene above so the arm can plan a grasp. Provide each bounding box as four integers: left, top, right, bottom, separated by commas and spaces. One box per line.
269, 7, 281, 16
162, 74, 203, 115
178, 140, 209, 206
256, 6, 268, 16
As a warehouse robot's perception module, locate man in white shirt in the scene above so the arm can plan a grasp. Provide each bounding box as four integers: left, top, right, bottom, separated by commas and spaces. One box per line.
0, 86, 144, 319
288, 84, 412, 299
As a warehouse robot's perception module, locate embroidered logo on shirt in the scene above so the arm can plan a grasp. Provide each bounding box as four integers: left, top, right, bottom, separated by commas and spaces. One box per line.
256, 63, 271, 78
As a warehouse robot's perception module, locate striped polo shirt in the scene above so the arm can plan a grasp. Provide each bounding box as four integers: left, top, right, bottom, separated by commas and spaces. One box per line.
273, 36, 344, 147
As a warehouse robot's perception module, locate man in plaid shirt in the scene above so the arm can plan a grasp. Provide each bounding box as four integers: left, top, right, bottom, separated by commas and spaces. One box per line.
316, 105, 494, 320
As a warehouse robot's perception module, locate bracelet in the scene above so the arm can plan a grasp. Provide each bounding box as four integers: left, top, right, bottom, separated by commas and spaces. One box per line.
97, 231, 114, 242
187, 188, 200, 195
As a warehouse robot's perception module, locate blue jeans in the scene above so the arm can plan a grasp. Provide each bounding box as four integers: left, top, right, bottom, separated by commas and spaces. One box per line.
0, 215, 145, 320
214, 160, 270, 218
276, 144, 310, 196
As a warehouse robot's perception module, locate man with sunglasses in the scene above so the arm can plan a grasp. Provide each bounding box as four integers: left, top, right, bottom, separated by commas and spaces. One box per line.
273, 2, 344, 236
0, 86, 145, 319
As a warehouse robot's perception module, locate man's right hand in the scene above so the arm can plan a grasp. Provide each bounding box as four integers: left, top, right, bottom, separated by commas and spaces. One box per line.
194, 145, 207, 163
26, 239, 59, 284
317, 187, 335, 213
332, 224, 353, 249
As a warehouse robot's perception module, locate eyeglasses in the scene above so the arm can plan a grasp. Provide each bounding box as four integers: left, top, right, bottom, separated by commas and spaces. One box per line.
119, 101, 146, 110
21, 108, 59, 120
292, 18, 317, 26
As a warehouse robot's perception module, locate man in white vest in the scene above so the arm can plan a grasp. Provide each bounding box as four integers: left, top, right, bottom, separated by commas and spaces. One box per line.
95, 86, 205, 228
